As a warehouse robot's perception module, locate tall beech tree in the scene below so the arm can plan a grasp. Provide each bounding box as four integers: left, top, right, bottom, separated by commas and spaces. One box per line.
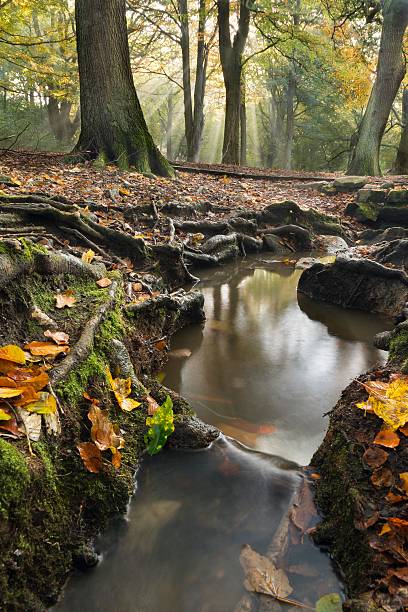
217, 0, 250, 165
393, 87, 408, 174
74, 0, 173, 176
347, 0, 408, 176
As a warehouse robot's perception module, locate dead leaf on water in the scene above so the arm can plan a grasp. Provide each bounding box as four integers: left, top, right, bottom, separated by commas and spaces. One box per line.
240, 544, 293, 599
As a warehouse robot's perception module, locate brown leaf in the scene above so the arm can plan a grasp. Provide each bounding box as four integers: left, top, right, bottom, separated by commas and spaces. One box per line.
0, 376, 16, 387
370, 467, 393, 488
7, 367, 49, 391
132, 282, 143, 292
13, 386, 39, 407
96, 277, 112, 288
146, 395, 160, 415
168, 348, 192, 359
363, 446, 389, 469
386, 492, 407, 504
400, 424, 408, 436
289, 479, 317, 534
391, 567, 408, 583
111, 449, 121, 469
78, 442, 102, 473
88, 405, 124, 451
24, 341, 70, 357
44, 330, 70, 345
240, 544, 293, 599
83, 391, 100, 406
373, 429, 400, 449
55, 291, 76, 309
0, 418, 21, 437
154, 339, 167, 352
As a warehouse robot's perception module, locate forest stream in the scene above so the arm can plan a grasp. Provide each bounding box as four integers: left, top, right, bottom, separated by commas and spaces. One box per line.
54, 256, 393, 612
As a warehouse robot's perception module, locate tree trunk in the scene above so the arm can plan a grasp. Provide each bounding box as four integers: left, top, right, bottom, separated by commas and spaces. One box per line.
178, 0, 194, 161
190, 0, 208, 162
74, 0, 173, 176
393, 87, 408, 174
47, 97, 80, 143
217, 0, 250, 165
240, 74, 247, 166
166, 93, 175, 160
347, 0, 408, 176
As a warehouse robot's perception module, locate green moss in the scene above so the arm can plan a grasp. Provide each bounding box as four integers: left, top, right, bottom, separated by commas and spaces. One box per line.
57, 351, 106, 406
356, 203, 380, 222
389, 329, 408, 363
0, 440, 30, 519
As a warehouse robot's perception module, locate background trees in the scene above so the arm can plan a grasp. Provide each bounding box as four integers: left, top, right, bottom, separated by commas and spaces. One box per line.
1, 0, 408, 175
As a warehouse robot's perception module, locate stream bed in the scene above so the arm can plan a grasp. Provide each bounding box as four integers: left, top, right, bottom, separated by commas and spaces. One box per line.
56, 257, 392, 612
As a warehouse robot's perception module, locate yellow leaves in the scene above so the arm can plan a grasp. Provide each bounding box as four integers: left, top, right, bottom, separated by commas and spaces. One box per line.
55, 290, 77, 309
106, 367, 141, 412
0, 408, 12, 421
0, 344, 26, 365
0, 387, 23, 399
81, 249, 95, 264
357, 376, 408, 431
24, 392, 56, 415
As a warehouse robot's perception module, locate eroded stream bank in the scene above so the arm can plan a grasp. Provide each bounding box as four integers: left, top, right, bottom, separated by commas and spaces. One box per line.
55, 257, 392, 612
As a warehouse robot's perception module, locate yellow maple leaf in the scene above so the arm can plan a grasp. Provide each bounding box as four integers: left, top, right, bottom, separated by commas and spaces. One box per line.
357, 377, 408, 431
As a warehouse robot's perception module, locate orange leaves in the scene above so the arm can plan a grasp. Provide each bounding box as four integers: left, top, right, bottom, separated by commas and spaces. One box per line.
24, 341, 70, 358
399, 473, 408, 495
96, 277, 112, 288
373, 429, 400, 449
55, 290, 76, 309
106, 368, 141, 412
78, 404, 125, 473
77, 442, 102, 474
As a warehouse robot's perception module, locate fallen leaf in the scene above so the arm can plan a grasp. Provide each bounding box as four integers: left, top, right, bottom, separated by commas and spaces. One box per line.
43, 412, 61, 436
13, 386, 39, 407
7, 367, 49, 391
96, 277, 112, 288
370, 467, 393, 488
25, 392, 56, 414
88, 405, 124, 451
400, 424, 408, 436
0, 387, 23, 399
240, 544, 293, 599
132, 282, 143, 292
119, 187, 131, 196
359, 377, 408, 431
0, 376, 16, 387
154, 339, 167, 352
55, 291, 76, 309
399, 473, 408, 495
78, 442, 102, 473
83, 392, 100, 405
0, 418, 21, 436
82, 249, 95, 264
379, 524, 392, 536
0, 408, 11, 420
111, 449, 121, 469
18, 409, 41, 441
373, 429, 400, 449
386, 492, 406, 504
0, 344, 26, 365
24, 341, 70, 357
44, 330, 70, 345
289, 479, 317, 534
146, 395, 160, 415
363, 446, 389, 469
106, 367, 141, 412
391, 567, 408, 583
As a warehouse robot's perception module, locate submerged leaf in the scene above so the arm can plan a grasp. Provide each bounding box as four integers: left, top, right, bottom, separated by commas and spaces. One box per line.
315, 593, 343, 612
240, 544, 293, 599
363, 446, 389, 468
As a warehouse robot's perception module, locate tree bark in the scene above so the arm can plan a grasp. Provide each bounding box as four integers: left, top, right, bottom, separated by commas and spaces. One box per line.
47, 97, 80, 143
217, 0, 250, 165
347, 0, 408, 176
74, 0, 173, 176
393, 87, 408, 174
240, 74, 247, 166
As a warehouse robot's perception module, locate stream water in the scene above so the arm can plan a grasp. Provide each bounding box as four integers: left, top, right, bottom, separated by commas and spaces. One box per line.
56, 256, 392, 612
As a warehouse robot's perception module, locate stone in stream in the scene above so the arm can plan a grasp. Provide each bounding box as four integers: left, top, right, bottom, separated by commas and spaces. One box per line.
298, 256, 408, 317
373, 238, 408, 268
358, 226, 408, 244
262, 234, 291, 254
167, 416, 219, 450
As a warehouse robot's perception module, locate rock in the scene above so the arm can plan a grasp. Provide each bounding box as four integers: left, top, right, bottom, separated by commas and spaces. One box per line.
262, 234, 290, 254
387, 188, 408, 205
333, 176, 368, 192
356, 188, 388, 204
380, 181, 395, 190
303, 181, 331, 192
318, 235, 349, 254
358, 227, 408, 244
346, 202, 380, 223
264, 224, 312, 251
298, 256, 408, 316
168, 416, 219, 449
373, 239, 408, 268
373, 330, 392, 351
72, 543, 100, 571
262, 201, 344, 237
377, 206, 408, 228
295, 257, 319, 270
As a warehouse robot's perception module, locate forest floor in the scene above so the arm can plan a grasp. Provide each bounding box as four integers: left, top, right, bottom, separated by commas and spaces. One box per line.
0, 151, 407, 611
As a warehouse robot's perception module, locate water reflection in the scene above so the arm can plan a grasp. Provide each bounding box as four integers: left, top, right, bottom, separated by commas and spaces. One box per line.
165, 259, 391, 465
55, 439, 341, 612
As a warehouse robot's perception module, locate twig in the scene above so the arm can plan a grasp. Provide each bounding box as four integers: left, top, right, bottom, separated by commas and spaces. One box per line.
0, 123, 29, 154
